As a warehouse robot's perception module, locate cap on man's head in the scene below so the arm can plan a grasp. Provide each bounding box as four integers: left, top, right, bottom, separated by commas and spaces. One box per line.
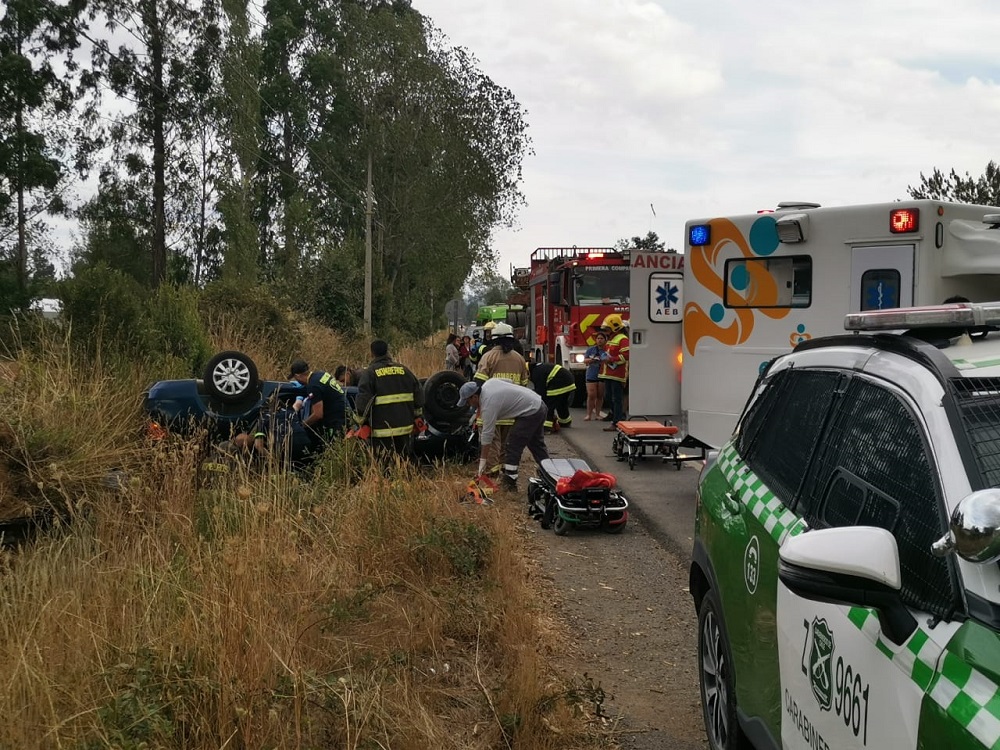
370, 340, 389, 357
455, 381, 480, 408
288, 359, 309, 378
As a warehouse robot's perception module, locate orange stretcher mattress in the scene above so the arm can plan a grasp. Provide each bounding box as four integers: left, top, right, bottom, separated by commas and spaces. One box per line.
615, 421, 679, 437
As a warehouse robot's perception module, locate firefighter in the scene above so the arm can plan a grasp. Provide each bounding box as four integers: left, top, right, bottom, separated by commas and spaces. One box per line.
467, 323, 492, 372
353, 340, 424, 458
528, 361, 577, 431
598, 313, 629, 430
473, 322, 529, 475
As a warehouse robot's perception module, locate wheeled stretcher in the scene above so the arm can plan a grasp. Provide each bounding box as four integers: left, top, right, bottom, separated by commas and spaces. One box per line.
611, 420, 705, 470
527, 458, 628, 536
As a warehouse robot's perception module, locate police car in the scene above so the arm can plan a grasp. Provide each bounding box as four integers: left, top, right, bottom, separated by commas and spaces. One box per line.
690, 301, 1000, 750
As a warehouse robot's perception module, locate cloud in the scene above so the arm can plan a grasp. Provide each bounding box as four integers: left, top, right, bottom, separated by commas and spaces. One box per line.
414, 0, 1000, 273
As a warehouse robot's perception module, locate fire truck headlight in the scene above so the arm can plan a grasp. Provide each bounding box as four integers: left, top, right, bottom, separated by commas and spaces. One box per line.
574, 353, 586, 364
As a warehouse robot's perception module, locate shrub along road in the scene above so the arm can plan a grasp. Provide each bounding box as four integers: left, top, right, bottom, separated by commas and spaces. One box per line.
511, 415, 708, 749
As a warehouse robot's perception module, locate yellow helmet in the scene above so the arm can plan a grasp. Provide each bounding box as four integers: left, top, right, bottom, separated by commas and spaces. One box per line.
483, 321, 497, 331
601, 314, 624, 333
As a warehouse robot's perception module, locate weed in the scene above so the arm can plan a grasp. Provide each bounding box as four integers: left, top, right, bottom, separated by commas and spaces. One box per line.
413, 518, 492, 578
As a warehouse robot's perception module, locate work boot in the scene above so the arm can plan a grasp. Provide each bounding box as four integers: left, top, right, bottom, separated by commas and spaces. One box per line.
500, 472, 518, 492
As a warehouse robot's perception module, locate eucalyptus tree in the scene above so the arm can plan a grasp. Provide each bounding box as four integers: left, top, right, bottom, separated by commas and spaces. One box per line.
82, 0, 223, 286
338, 1, 530, 334
0, 0, 79, 306
217, 0, 263, 282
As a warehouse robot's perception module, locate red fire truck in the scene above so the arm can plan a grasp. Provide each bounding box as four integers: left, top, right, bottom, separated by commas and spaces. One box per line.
511, 247, 630, 392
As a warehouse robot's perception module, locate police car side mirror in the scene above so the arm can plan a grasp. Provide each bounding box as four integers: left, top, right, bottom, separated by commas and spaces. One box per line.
779, 527, 916, 646
933, 489, 1000, 564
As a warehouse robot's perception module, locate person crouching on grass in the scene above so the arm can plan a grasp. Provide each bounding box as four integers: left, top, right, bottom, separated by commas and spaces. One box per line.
457, 379, 549, 492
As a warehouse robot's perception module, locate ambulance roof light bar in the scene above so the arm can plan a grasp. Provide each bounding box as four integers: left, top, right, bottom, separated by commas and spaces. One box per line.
845, 302, 1000, 332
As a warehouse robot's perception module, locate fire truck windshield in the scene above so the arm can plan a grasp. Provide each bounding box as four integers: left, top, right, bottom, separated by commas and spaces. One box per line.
573, 269, 630, 306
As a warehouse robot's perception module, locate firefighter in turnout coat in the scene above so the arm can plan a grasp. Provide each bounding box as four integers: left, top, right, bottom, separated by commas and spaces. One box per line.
354, 340, 424, 457
528, 362, 576, 431
473, 322, 528, 474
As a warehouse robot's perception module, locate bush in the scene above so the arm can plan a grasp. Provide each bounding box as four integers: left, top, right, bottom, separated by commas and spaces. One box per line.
199, 279, 299, 357
145, 285, 213, 375
58, 264, 150, 353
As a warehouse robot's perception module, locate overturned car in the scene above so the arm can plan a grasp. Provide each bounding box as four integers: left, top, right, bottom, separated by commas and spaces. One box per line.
143, 351, 476, 464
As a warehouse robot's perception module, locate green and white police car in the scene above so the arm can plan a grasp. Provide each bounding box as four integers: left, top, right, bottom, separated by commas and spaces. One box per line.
690, 301, 1000, 750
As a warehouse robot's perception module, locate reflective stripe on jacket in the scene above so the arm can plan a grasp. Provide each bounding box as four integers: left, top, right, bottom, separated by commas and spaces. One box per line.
598, 332, 629, 383
354, 355, 424, 438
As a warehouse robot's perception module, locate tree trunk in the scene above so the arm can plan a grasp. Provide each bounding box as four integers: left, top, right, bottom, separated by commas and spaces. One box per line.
146, 0, 167, 287
14, 10, 26, 299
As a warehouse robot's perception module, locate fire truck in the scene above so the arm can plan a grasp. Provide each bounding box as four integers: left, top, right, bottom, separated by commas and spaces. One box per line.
511, 247, 630, 392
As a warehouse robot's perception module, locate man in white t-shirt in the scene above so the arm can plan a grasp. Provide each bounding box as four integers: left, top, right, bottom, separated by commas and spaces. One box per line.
456, 378, 549, 491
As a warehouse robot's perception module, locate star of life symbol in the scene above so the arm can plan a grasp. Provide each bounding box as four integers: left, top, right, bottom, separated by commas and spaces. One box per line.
656, 282, 680, 309
866, 280, 897, 310
809, 618, 835, 711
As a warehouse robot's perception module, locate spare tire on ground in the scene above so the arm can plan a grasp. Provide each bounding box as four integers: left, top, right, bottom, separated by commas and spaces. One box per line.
203, 351, 260, 404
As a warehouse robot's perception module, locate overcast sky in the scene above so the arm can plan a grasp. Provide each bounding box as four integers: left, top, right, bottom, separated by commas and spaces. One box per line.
411, 0, 1000, 276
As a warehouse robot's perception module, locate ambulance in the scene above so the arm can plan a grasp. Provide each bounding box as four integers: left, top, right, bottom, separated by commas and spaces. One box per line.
629, 200, 1000, 449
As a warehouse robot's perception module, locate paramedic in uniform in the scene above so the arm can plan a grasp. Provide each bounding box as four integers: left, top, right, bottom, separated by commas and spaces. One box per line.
288, 359, 348, 447
353, 340, 424, 457
456, 379, 549, 492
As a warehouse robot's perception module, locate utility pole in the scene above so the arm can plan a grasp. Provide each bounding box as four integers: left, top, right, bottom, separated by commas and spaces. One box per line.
364, 150, 373, 333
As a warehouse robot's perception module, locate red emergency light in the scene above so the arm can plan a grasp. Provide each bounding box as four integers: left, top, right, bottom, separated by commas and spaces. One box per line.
586, 252, 606, 259
889, 208, 919, 234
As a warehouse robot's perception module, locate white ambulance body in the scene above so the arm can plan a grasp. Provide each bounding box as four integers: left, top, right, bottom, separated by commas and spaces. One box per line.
677, 200, 1000, 449
627, 251, 685, 418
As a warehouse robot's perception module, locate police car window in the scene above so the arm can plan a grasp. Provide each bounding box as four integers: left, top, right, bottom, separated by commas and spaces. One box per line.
860, 269, 901, 311
735, 369, 788, 457
802, 377, 959, 618
817, 470, 900, 531
723, 256, 812, 309
739, 369, 839, 505
949, 377, 1000, 489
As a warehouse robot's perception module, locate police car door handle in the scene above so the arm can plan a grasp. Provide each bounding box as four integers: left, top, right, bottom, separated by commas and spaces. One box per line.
723, 491, 741, 514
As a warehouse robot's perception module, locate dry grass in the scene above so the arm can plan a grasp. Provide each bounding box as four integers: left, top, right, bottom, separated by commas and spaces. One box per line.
0, 327, 608, 749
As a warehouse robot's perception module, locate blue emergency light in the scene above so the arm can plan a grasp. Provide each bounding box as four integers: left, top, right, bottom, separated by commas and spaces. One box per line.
689, 224, 711, 246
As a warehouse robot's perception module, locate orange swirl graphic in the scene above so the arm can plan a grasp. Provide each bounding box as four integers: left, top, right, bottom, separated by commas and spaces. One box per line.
684, 218, 792, 354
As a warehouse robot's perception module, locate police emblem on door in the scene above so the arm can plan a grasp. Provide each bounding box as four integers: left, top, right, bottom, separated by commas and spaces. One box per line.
808, 618, 835, 711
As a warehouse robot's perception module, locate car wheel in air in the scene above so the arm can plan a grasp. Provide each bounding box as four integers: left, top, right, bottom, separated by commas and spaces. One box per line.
698, 589, 746, 750
204, 351, 260, 404
423, 370, 469, 427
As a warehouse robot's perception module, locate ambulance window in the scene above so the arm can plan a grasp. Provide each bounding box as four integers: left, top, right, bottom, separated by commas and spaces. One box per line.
860, 269, 901, 310
738, 369, 838, 505
723, 256, 811, 309
801, 377, 959, 618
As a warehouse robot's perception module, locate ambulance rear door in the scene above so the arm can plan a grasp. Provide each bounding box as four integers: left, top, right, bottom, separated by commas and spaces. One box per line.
628, 251, 684, 417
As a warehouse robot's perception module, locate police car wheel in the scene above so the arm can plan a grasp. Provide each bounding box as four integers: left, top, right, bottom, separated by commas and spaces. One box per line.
204, 351, 260, 404
697, 589, 746, 750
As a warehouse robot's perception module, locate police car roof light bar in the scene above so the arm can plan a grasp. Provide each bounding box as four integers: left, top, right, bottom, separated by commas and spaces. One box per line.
845, 301, 1000, 332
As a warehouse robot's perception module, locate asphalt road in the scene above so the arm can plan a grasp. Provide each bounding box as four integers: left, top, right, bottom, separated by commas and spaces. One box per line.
555, 411, 704, 562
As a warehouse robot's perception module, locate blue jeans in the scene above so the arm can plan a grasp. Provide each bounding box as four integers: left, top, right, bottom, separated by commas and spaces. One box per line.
603, 379, 625, 424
